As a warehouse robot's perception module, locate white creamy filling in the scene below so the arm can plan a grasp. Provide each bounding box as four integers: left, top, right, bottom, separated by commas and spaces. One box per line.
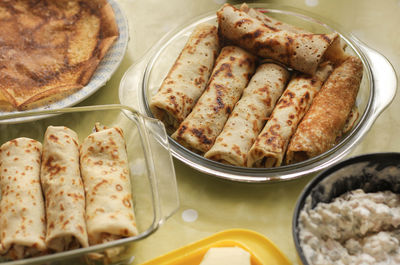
299, 189, 400, 265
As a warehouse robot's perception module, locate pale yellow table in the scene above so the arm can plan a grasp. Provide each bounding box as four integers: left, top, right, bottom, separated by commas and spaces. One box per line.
7, 0, 400, 264
83, 0, 399, 264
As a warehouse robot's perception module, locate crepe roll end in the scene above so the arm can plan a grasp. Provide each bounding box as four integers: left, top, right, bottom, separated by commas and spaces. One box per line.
2, 245, 47, 260
285, 150, 309, 165
46, 234, 87, 252
323, 36, 350, 66
246, 148, 282, 168
150, 104, 181, 133
204, 149, 245, 167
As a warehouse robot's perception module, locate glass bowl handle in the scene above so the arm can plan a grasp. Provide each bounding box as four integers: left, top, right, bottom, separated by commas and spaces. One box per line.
138, 114, 180, 226
354, 37, 397, 120
119, 56, 150, 115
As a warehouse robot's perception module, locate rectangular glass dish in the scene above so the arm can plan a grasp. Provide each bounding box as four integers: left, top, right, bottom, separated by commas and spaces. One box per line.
0, 104, 179, 265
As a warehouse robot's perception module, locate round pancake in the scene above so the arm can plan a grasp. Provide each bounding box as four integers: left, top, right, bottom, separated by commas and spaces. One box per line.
0, 0, 119, 110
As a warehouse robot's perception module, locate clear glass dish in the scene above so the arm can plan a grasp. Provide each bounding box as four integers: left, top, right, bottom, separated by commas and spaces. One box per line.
0, 104, 179, 265
119, 3, 397, 183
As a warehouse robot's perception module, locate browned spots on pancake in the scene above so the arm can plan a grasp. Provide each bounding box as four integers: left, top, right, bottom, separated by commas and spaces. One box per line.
94, 160, 103, 165
93, 179, 108, 191
212, 62, 233, 79
45, 155, 66, 176
194, 76, 205, 86
304, 91, 310, 102
176, 124, 187, 137
191, 128, 213, 146
214, 96, 225, 113
253, 37, 281, 54
235, 18, 252, 28
62, 220, 70, 228
122, 197, 132, 208
198, 65, 208, 74
9, 139, 18, 146
78, 225, 84, 234
321, 34, 333, 43
232, 144, 241, 156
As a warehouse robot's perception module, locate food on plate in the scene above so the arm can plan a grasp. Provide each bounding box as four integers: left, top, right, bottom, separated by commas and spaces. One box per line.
150, 3, 362, 168
172, 46, 256, 153
199, 247, 251, 265
216, 4, 339, 75
299, 189, 400, 264
286, 56, 363, 164
0, 0, 119, 110
40, 126, 88, 252
0, 138, 46, 259
246, 63, 333, 167
80, 124, 138, 245
150, 23, 220, 132
204, 63, 290, 166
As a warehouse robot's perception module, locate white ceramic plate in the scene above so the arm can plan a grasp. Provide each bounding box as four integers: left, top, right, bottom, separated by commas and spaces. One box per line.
0, 0, 129, 124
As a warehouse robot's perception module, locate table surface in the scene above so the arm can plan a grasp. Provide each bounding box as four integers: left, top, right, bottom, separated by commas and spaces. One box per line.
6, 0, 400, 264
90, 0, 400, 264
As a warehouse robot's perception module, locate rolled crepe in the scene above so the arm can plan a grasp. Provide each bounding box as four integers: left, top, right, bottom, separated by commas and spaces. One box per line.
80, 125, 138, 246
217, 4, 339, 75
240, 4, 348, 66
40, 126, 88, 252
286, 56, 363, 164
204, 63, 290, 166
247, 63, 333, 168
172, 45, 256, 153
150, 23, 220, 132
240, 3, 309, 34
0, 138, 46, 259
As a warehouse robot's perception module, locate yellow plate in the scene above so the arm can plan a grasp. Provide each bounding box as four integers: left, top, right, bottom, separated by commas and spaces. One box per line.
140, 229, 292, 265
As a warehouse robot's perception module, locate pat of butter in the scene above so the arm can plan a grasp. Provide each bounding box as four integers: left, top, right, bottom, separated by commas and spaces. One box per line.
199, 247, 251, 265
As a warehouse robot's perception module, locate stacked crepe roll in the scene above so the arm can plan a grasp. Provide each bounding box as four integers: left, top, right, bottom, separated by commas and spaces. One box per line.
0, 138, 46, 260
246, 63, 333, 167
150, 23, 220, 132
80, 124, 138, 245
172, 45, 256, 153
204, 63, 290, 166
41, 126, 88, 252
0, 124, 137, 260
150, 3, 363, 168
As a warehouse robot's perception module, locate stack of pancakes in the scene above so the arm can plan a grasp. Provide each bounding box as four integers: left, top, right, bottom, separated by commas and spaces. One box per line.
0, 0, 119, 110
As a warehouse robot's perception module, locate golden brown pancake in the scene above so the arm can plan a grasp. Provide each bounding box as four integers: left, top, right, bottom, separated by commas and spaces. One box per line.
0, 0, 119, 110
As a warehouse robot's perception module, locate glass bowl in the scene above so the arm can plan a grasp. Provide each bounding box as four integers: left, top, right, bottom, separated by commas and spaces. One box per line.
119, 3, 397, 183
292, 152, 400, 265
0, 104, 179, 265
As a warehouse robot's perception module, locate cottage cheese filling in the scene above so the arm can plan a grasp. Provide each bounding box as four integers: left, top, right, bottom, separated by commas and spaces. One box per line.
299, 189, 400, 265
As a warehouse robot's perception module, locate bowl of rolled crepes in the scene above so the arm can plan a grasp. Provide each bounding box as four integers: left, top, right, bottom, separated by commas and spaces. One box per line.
0, 105, 179, 264
120, 3, 397, 182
